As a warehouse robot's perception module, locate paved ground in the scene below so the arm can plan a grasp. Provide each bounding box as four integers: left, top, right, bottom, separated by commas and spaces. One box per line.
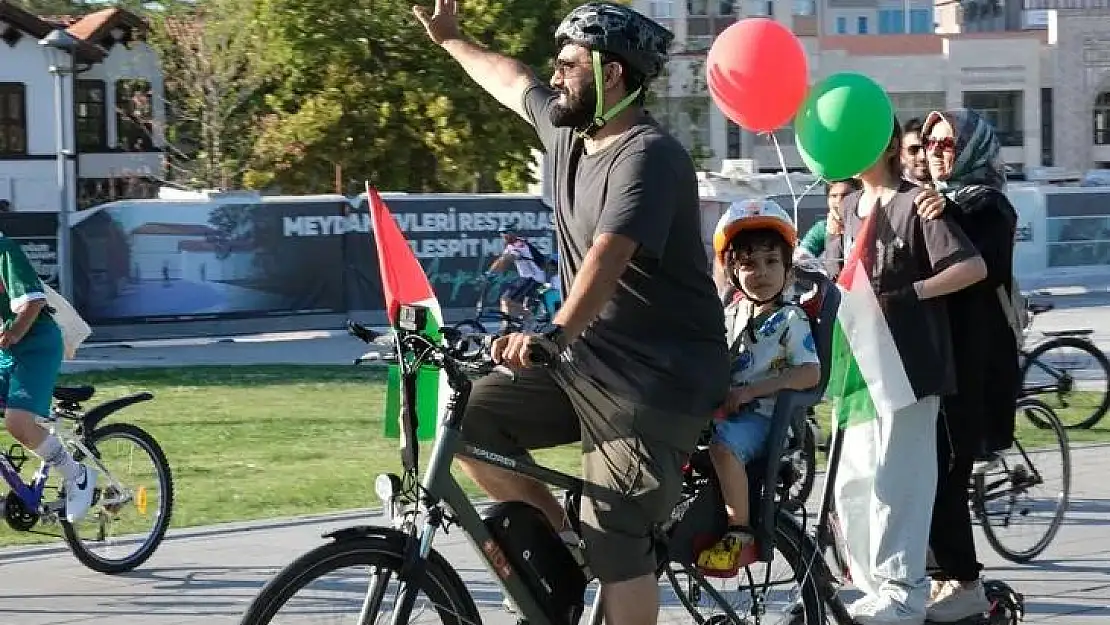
0, 285, 1102, 623
0, 443, 1103, 624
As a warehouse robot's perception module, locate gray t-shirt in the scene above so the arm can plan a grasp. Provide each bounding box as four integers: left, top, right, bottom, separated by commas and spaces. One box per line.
522, 83, 729, 414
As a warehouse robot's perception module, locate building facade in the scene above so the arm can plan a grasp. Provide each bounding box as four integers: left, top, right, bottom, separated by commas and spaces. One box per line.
0, 2, 164, 215
636, 0, 1110, 176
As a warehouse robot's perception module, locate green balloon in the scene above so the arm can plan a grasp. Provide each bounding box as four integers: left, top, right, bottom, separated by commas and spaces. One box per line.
794, 72, 894, 181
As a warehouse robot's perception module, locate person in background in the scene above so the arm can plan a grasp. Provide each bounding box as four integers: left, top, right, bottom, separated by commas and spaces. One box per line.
486, 223, 547, 331
798, 179, 860, 261
919, 108, 1020, 623
902, 117, 931, 186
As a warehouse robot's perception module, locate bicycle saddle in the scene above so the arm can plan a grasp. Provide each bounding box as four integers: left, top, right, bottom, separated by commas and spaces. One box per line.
53, 385, 95, 403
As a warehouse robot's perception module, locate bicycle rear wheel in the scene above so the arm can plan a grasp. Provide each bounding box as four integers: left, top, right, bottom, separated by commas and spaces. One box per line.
240, 531, 479, 625
973, 398, 1071, 563
62, 422, 174, 574
661, 514, 824, 625
1021, 335, 1110, 429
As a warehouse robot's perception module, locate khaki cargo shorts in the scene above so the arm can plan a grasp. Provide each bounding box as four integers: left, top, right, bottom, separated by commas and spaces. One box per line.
461, 364, 709, 583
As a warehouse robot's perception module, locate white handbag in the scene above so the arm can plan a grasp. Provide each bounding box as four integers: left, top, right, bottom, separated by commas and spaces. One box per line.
42, 284, 91, 360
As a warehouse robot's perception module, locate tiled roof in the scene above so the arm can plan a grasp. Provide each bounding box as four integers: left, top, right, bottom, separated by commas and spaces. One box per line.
0, 1, 148, 62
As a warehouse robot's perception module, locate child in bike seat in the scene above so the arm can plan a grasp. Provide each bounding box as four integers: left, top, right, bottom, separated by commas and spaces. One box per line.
697, 199, 821, 575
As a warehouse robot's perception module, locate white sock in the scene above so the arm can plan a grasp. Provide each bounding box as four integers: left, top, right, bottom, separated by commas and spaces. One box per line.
33, 435, 84, 483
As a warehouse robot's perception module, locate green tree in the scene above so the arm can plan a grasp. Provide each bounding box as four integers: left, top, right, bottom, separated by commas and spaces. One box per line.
144, 0, 275, 190
244, 0, 581, 194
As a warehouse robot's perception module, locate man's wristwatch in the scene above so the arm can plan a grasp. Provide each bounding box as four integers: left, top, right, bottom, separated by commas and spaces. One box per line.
533, 323, 568, 350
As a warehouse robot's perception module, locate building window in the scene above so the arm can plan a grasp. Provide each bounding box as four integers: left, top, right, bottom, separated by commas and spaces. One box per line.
888, 91, 945, 126
1093, 92, 1110, 146
687, 0, 709, 15
963, 91, 1023, 147
116, 79, 153, 152
879, 9, 905, 34
0, 83, 26, 156
836, 16, 847, 33
649, 0, 675, 18
75, 80, 107, 152
909, 8, 933, 32
727, 121, 741, 159
857, 16, 869, 34
716, 0, 735, 15
1042, 88, 1053, 166
793, 0, 816, 16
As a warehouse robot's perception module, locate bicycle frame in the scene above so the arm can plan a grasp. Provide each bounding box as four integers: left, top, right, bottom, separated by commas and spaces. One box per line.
0, 451, 49, 510
384, 328, 597, 625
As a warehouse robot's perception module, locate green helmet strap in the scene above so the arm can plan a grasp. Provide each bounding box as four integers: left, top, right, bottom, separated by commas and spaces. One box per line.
579, 49, 641, 138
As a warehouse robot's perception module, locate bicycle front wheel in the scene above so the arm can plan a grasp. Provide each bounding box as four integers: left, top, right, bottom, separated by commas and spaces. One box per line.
240, 532, 479, 625
1021, 335, 1110, 429
973, 398, 1071, 563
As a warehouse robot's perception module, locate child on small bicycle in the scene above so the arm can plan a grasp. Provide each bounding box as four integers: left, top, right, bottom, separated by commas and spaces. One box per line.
697, 199, 821, 575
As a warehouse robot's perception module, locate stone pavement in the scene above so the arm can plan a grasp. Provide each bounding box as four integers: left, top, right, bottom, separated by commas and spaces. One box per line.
0, 444, 1105, 624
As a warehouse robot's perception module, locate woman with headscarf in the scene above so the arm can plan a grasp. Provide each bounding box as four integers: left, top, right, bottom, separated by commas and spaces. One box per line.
919, 108, 1021, 623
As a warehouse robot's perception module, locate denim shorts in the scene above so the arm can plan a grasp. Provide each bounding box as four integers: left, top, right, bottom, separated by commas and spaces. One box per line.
712, 406, 772, 464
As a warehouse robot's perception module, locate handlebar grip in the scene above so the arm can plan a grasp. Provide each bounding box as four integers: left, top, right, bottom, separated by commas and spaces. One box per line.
346, 320, 381, 344
526, 344, 557, 367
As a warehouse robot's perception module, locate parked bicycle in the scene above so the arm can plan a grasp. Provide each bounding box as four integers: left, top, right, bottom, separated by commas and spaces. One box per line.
1019, 298, 1110, 429
0, 384, 174, 574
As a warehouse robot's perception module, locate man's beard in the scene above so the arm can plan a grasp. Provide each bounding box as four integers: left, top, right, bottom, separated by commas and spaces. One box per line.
549, 83, 598, 129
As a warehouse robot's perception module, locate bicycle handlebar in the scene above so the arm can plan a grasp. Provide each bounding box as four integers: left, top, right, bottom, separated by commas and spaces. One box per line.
345, 321, 554, 377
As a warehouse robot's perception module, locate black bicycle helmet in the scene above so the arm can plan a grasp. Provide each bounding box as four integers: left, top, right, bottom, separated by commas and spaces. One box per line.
554, 3, 673, 135
555, 2, 673, 79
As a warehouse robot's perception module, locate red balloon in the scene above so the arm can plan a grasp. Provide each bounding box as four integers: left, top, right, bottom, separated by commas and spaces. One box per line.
707, 18, 809, 133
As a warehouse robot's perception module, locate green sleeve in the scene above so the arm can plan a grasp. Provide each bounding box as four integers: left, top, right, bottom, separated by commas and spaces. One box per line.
0, 237, 45, 310
800, 219, 828, 257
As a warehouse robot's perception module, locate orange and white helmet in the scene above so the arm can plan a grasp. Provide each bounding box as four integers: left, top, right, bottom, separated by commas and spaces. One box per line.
712, 198, 797, 262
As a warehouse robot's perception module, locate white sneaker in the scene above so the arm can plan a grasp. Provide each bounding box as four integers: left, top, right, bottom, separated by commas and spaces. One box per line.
64, 466, 98, 523
925, 579, 990, 623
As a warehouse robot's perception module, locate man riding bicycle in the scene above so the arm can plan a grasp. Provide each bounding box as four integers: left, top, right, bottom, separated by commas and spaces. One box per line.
486, 223, 547, 331
414, 2, 729, 624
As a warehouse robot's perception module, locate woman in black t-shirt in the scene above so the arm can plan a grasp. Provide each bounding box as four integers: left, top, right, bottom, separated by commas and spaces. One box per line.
834, 120, 988, 625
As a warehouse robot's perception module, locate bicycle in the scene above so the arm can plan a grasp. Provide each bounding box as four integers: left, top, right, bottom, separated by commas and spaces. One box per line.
452, 274, 551, 337
1019, 298, 1110, 429
0, 383, 174, 574
241, 307, 846, 625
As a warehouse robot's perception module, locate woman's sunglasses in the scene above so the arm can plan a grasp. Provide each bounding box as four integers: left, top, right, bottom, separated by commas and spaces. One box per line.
925, 137, 957, 153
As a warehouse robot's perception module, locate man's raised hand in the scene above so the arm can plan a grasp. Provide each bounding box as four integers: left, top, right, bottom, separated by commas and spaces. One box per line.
413, 0, 462, 45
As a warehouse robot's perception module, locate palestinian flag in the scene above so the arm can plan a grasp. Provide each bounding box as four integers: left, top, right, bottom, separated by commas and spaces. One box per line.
827, 209, 918, 595
367, 184, 451, 450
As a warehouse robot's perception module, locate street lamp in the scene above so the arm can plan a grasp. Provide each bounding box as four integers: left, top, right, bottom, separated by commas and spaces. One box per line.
39, 28, 78, 302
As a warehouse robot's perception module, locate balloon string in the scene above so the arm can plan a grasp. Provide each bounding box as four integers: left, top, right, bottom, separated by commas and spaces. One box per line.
769, 132, 797, 216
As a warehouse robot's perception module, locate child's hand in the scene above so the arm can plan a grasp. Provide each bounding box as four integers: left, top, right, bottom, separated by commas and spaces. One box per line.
725, 386, 757, 413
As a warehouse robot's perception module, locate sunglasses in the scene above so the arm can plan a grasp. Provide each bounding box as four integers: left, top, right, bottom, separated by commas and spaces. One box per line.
926, 137, 957, 153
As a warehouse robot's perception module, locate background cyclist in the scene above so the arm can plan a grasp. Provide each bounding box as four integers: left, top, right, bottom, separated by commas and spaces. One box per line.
486, 223, 547, 331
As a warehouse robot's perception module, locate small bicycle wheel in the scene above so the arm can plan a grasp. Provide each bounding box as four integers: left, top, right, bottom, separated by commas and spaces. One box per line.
660, 513, 824, 625
1021, 335, 1110, 429
973, 398, 1071, 563
240, 533, 479, 625
62, 422, 174, 574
